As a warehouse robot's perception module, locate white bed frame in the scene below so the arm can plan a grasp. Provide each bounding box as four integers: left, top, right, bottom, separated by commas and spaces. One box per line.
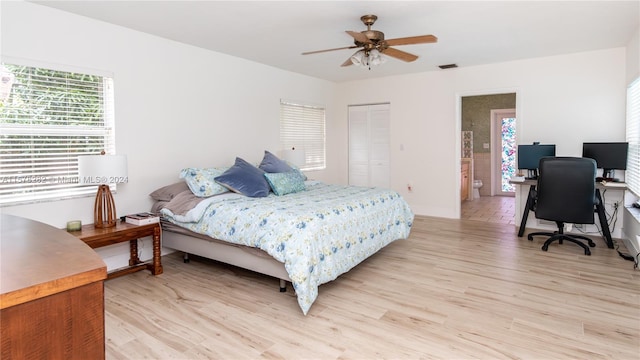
162, 228, 292, 291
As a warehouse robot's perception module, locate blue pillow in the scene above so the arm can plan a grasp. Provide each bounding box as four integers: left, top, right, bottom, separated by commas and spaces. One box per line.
264, 171, 306, 196
180, 167, 229, 197
214, 157, 271, 197
258, 150, 293, 173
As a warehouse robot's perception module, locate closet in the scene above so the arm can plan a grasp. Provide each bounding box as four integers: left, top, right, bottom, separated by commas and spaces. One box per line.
348, 104, 390, 188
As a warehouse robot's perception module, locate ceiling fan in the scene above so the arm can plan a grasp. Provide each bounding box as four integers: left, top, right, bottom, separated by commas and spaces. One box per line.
302, 14, 437, 68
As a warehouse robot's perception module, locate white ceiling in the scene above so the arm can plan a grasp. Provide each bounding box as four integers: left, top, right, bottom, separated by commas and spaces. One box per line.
32, 1, 640, 83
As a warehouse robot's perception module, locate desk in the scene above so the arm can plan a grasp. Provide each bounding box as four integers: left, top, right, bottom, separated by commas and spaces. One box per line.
1, 214, 107, 359
511, 179, 626, 249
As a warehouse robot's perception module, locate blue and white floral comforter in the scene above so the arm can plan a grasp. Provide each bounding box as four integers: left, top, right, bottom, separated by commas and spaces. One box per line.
161, 181, 414, 315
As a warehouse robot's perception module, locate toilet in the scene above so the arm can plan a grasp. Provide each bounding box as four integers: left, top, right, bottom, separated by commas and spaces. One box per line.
472, 180, 483, 199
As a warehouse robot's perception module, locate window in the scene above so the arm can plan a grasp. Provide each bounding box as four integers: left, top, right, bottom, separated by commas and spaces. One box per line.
279, 100, 326, 171
0, 63, 115, 206
627, 77, 640, 197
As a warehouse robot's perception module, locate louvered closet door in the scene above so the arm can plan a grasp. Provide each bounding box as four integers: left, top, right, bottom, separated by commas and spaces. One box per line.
348, 104, 390, 188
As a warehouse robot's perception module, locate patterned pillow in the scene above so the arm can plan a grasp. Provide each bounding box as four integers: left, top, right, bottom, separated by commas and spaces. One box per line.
214, 157, 271, 197
264, 171, 306, 196
285, 161, 308, 181
180, 167, 229, 197
258, 150, 293, 173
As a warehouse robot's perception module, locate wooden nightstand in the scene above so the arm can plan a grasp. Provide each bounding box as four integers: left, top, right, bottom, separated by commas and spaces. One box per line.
69, 220, 163, 279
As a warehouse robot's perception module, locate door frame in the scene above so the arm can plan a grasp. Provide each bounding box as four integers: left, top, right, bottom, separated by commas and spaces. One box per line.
455, 88, 521, 219
490, 108, 516, 196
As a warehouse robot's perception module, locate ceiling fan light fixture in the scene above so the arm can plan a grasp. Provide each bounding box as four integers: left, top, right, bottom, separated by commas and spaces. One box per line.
369, 49, 386, 66
350, 50, 364, 66
350, 49, 386, 70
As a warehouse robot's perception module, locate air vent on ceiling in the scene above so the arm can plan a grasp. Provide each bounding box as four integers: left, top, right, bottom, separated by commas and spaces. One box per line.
438, 63, 458, 69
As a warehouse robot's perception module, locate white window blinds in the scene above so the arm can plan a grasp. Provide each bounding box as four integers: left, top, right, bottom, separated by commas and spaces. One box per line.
280, 100, 326, 171
627, 77, 640, 197
0, 63, 115, 205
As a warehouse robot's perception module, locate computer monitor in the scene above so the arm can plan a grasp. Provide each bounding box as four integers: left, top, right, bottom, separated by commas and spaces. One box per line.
517, 144, 556, 179
582, 142, 628, 182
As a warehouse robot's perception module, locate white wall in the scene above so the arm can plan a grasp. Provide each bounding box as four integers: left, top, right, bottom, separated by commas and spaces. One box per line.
0, 1, 336, 269
626, 26, 640, 85
333, 48, 627, 219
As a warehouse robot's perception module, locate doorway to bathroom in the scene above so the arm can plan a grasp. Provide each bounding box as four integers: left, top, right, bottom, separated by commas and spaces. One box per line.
460, 92, 517, 221
459, 91, 520, 224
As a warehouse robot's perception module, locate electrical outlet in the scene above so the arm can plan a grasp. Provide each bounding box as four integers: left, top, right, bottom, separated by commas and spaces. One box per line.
606, 201, 620, 210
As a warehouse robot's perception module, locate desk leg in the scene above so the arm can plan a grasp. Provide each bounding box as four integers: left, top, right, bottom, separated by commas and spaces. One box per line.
595, 189, 614, 249
149, 225, 163, 275
129, 239, 140, 266
518, 185, 536, 237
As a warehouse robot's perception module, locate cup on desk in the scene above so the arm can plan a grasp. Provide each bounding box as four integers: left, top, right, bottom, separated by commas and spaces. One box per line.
66, 220, 82, 232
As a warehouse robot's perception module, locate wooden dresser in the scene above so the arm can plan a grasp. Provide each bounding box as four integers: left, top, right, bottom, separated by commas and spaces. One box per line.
0, 214, 107, 359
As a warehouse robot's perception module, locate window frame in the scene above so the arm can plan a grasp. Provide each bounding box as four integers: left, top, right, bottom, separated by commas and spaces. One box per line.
0, 60, 116, 206
626, 77, 640, 197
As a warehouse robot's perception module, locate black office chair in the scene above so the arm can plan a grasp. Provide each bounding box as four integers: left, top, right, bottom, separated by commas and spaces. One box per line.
527, 157, 598, 255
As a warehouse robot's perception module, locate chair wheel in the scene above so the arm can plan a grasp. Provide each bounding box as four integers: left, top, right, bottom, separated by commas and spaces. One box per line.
527, 235, 534, 241
585, 249, 591, 255
541, 244, 549, 251
588, 241, 596, 247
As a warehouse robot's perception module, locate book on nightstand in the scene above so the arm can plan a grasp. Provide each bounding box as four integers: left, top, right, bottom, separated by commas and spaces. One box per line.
125, 213, 160, 225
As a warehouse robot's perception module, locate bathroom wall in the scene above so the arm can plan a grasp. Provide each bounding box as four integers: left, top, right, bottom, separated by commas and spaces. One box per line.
461, 94, 516, 196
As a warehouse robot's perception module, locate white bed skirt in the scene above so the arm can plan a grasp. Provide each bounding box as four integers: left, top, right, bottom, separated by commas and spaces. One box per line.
162, 229, 292, 282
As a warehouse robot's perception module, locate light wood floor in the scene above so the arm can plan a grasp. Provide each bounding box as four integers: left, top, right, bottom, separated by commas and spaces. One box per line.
105, 216, 640, 359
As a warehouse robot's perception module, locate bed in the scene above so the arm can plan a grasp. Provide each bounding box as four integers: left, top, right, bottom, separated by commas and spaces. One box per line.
152, 155, 414, 315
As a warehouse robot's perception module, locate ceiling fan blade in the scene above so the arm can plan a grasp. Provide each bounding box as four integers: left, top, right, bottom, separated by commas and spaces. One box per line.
385, 35, 438, 46
346, 30, 371, 44
302, 45, 359, 55
381, 47, 419, 62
